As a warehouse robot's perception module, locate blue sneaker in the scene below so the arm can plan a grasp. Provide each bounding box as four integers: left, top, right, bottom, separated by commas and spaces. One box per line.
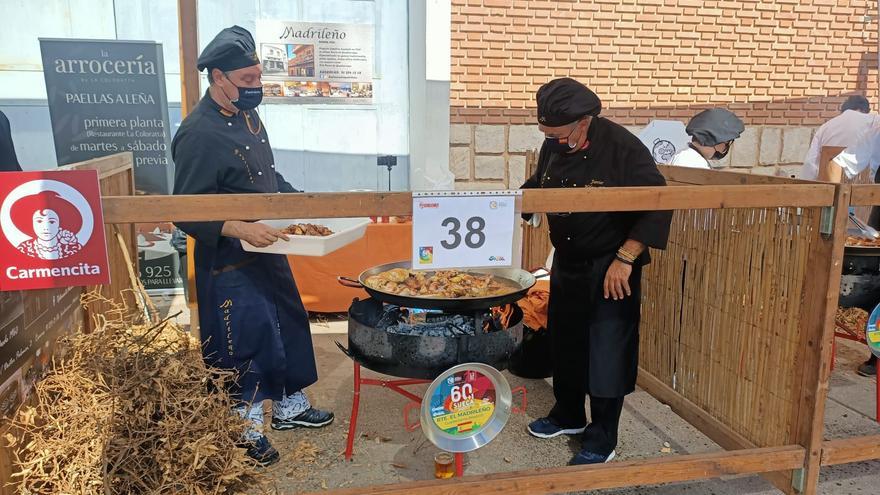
527, 417, 586, 439
271, 407, 334, 430
241, 435, 280, 467
569, 449, 616, 465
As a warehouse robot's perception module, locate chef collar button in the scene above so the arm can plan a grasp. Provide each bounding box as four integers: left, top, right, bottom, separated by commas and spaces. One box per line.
245, 145, 250, 150
261, 139, 266, 143
227, 122, 232, 126
270, 164, 275, 168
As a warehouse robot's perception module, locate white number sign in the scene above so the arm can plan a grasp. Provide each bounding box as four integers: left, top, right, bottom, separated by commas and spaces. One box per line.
412, 191, 519, 269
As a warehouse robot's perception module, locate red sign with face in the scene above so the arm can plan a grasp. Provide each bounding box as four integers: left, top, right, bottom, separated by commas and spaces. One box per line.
0, 171, 110, 291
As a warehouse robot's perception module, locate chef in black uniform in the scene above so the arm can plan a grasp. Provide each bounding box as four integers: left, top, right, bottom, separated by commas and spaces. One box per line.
0, 110, 22, 172
172, 26, 333, 467
522, 78, 672, 465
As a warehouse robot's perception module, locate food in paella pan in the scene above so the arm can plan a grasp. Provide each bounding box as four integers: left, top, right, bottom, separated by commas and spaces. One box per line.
835, 306, 869, 338
364, 268, 518, 298
281, 223, 334, 236
846, 235, 880, 247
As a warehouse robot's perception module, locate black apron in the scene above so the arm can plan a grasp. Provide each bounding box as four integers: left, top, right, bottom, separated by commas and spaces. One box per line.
547, 251, 642, 426
172, 93, 317, 403
195, 242, 317, 403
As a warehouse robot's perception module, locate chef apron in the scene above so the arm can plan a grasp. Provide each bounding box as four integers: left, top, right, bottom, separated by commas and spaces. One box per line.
195, 235, 317, 404
547, 250, 641, 427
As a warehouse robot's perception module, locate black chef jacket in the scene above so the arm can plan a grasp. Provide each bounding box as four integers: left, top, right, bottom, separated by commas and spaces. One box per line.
171, 91, 318, 403
0, 110, 22, 172
522, 117, 672, 259
172, 90, 298, 249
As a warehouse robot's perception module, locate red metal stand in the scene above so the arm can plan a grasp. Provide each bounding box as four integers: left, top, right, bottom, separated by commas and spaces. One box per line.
344, 361, 431, 461
343, 360, 528, 478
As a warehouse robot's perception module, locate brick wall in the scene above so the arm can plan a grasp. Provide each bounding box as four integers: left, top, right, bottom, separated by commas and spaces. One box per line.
449, 0, 880, 186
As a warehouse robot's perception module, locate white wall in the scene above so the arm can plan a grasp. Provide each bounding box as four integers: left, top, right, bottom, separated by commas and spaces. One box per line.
0, 0, 428, 192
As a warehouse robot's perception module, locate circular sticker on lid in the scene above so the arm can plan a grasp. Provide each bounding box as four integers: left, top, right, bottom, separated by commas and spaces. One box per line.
420, 363, 511, 453
867, 303, 880, 358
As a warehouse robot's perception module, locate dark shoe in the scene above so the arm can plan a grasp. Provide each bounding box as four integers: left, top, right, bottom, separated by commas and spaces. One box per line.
526, 417, 586, 439
242, 436, 280, 467
271, 407, 334, 430
569, 449, 616, 466
857, 358, 877, 377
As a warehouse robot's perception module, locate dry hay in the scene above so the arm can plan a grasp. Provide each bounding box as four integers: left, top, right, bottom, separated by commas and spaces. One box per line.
5, 292, 263, 494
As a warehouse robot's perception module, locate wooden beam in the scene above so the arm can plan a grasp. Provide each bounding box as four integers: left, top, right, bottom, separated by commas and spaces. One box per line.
659, 165, 814, 185
821, 435, 880, 466
310, 446, 805, 495
850, 184, 880, 206
637, 369, 794, 493
100, 185, 836, 224
177, 0, 201, 325
177, 0, 200, 116
57, 152, 133, 179
790, 184, 850, 495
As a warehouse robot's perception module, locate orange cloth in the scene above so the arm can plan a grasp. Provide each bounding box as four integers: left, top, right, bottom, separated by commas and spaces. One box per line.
288, 223, 412, 313
518, 279, 550, 330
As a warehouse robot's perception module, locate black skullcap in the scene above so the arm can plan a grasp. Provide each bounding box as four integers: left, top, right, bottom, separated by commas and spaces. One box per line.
536, 78, 601, 127
686, 108, 745, 146
197, 25, 260, 72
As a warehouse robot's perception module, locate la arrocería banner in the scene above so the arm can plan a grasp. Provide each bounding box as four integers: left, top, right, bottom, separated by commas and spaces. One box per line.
0, 171, 110, 291
38, 38, 180, 292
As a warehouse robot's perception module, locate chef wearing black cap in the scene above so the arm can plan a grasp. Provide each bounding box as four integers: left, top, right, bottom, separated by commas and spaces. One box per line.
670, 108, 745, 169
172, 26, 332, 467
522, 78, 672, 465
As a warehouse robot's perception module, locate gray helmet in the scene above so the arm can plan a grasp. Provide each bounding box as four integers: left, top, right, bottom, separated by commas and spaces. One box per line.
685, 108, 745, 146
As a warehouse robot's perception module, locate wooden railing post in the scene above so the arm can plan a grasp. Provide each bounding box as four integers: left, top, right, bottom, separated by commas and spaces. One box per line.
790, 183, 849, 494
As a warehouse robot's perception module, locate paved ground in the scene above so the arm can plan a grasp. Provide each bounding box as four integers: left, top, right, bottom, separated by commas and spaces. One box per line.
154, 295, 880, 494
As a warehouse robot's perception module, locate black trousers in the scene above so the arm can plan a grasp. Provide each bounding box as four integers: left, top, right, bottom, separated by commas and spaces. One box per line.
547, 251, 641, 454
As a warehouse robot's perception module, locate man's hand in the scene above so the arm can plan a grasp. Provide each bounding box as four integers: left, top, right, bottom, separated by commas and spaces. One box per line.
221, 220, 289, 247
603, 259, 633, 300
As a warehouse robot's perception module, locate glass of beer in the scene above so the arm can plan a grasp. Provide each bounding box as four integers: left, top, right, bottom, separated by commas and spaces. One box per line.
434, 451, 454, 479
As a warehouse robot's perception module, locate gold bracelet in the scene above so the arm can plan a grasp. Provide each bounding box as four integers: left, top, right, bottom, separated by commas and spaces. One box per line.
617, 248, 637, 261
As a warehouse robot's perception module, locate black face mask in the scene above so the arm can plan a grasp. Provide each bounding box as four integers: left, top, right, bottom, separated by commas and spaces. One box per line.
712, 141, 732, 160
544, 122, 581, 154
224, 72, 263, 110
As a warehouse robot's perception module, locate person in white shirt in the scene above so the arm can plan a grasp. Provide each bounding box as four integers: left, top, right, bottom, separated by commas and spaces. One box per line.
830, 98, 880, 377
801, 95, 878, 181
669, 109, 745, 169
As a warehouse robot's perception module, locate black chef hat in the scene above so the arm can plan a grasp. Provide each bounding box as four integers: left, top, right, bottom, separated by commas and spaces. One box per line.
536, 78, 601, 127
197, 25, 260, 72
685, 109, 745, 146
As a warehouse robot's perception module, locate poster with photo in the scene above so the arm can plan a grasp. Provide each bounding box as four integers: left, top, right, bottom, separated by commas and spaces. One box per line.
257, 21, 374, 104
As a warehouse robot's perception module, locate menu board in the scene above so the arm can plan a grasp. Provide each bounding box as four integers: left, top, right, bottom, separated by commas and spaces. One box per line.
39, 38, 181, 292
0, 287, 82, 417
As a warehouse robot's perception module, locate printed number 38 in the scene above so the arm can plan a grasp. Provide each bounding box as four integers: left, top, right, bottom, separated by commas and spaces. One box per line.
441, 216, 486, 249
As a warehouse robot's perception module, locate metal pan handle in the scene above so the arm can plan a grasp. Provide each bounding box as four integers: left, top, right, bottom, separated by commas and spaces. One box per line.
337, 276, 364, 288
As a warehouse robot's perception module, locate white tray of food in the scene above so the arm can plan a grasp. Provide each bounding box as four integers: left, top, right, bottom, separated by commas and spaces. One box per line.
240, 218, 371, 256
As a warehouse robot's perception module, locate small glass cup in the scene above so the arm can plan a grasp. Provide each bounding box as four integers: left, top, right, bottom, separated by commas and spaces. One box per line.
434, 451, 455, 479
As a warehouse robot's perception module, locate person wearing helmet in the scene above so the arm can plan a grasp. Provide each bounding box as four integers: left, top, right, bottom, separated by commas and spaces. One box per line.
669, 108, 745, 169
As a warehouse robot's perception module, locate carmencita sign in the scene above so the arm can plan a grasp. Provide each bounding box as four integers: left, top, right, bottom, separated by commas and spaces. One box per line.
0, 171, 110, 291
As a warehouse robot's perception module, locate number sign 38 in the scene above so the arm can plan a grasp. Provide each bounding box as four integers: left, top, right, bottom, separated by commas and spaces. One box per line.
412, 191, 518, 269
